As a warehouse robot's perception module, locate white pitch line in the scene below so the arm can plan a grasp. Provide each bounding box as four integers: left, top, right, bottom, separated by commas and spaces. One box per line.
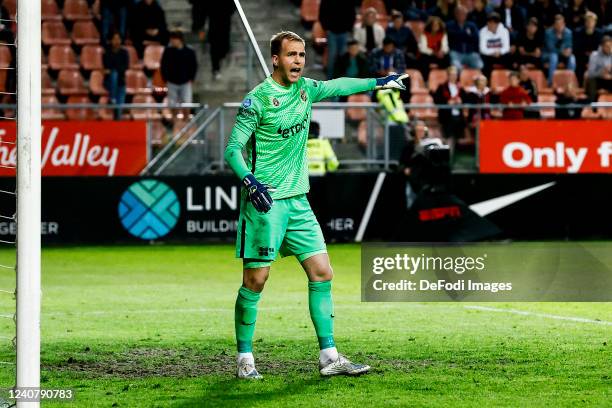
465, 305, 612, 326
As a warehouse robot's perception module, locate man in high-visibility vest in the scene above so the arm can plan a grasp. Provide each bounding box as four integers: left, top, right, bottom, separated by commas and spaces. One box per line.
307, 122, 339, 176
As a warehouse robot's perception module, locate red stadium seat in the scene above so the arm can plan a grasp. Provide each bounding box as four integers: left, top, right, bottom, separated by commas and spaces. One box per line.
143, 45, 165, 72
152, 68, 167, 96
0, 45, 11, 68
410, 94, 437, 119
66, 96, 97, 120
63, 0, 92, 21
42, 21, 71, 46
80, 45, 104, 71
312, 21, 327, 53
406, 69, 427, 94
48, 45, 79, 71
130, 94, 162, 120
57, 69, 88, 96
552, 70, 579, 93
526, 69, 551, 95
538, 94, 556, 119
459, 68, 481, 88
361, 0, 387, 17
42, 95, 66, 120
3, 0, 15, 18
42, 68, 56, 96
124, 45, 143, 70
97, 96, 118, 121
89, 70, 108, 96
72, 20, 100, 46
300, 0, 320, 24
42, 0, 62, 21
346, 93, 370, 121
490, 69, 510, 93
598, 94, 612, 119
125, 69, 151, 95
427, 69, 448, 92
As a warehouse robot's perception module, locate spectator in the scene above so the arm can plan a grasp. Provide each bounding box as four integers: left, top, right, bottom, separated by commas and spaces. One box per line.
208, 2, 235, 80
543, 14, 576, 84
369, 37, 406, 76
564, 0, 588, 30
528, 0, 561, 28
103, 32, 129, 120
398, 120, 429, 209
447, 5, 483, 69
334, 39, 370, 78
468, 0, 492, 29
101, 0, 128, 42
129, 0, 169, 57
518, 64, 540, 118
496, 0, 525, 42
354, 7, 385, 54
574, 12, 603, 83
433, 66, 467, 140
463, 75, 492, 140
585, 36, 612, 101
499, 71, 532, 118
419, 16, 450, 76
404, 0, 432, 22
386, 10, 418, 53
429, 0, 457, 22
479, 12, 511, 77
319, 0, 356, 79
555, 82, 587, 118
517, 17, 543, 67
307, 122, 339, 176
161, 30, 198, 105
188, 0, 208, 40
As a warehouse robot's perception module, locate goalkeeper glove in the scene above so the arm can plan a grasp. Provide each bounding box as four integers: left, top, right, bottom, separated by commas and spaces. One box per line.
375, 73, 409, 91
243, 174, 273, 213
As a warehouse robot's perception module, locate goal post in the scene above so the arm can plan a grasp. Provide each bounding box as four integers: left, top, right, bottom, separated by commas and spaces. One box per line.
16, 0, 41, 405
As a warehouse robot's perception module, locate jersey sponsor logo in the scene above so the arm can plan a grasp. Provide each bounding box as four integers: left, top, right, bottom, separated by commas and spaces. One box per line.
300, 88, 308, 102
277, 113, 309, 139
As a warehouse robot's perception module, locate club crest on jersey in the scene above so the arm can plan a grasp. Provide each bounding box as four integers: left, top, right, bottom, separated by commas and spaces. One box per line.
270, 97, 280, 107
300, 89, 308, 102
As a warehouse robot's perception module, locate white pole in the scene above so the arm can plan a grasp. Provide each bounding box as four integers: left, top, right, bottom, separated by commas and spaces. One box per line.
233, 0, 270, 77
16, 0, 41, 405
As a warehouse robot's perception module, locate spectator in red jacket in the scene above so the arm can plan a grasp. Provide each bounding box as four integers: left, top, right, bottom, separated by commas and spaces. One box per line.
499, 71, 532, 119
433, 65, 467, 140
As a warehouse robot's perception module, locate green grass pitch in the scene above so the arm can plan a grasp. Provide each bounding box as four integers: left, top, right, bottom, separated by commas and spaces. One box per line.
0, 244, 610, 407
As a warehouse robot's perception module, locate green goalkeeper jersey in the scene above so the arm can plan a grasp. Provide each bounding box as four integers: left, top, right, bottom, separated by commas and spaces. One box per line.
225, 76, 376, 199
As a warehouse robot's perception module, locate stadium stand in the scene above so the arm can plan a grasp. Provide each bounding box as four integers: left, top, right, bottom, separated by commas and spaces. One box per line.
80, 44, 104, 71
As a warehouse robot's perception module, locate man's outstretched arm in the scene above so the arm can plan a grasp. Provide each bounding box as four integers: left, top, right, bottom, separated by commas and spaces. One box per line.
309, 74, 408, 102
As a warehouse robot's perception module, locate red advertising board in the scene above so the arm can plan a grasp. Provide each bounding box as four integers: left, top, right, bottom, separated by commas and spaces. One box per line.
480, 120, 612, 174
0, 121, 147, 176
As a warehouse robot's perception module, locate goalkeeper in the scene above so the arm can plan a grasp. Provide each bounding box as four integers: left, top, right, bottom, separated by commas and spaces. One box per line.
225, 31, 407, 379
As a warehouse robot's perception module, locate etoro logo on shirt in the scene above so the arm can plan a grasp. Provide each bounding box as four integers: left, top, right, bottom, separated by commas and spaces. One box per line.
276, 113, 309, 139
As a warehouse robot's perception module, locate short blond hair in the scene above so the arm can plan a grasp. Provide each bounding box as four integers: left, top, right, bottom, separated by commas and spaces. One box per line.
270, 31, 305, 57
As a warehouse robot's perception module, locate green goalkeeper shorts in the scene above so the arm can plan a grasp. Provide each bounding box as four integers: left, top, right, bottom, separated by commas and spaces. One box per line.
236, 193, 327, 268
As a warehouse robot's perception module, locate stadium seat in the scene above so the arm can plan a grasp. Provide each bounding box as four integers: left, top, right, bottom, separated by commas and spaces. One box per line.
152, 68, 167, 96
346, 93, 370, 121
552, 70, 579, 93
80, 45, 104, 71
581, 107, 601, 119
48, 45, 79, 71
143, 44, 165, 72
410, 94, 437, 119
490, 69, 510, 93
42, 0, 62, 21
42, 50, 49, 70
97, 96, 118, 121
42, 69, 56, 96
526, 69, 551, 95
124, 45, 143, 70
89, 70, 108, 96
3, 0, 15, 19
57, 69, 88, 96
0, 45, 11, 68
537, 94, 556, 119
42, 21, 71, 46
598, 94, 612, 119
361, 0, 387, 17
65, 95, 97, 120
63, 0, 92, 21
427, 69, 448, 92
312, 21, 327, 53
150, 120, 167, 146
406, 69, 427, 94
300, 0, 320, 25
130, 94, 162, 120
459, 68, 481, 88
125, 69, 151, 95
42, 95, 66, 120
72, 20, 100, 46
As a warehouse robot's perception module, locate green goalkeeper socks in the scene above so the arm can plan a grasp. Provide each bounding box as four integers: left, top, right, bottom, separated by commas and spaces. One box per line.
308, 280, 336, 350
235, 286, 261, 353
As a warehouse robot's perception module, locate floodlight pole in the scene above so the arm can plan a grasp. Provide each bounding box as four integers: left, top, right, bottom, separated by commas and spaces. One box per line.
16, 0, 42, 406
